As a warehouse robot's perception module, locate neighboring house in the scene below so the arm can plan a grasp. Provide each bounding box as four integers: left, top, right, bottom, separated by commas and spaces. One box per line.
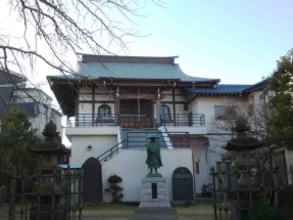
0, 70, 62, 138
245, 80, 293, 186
47, 55, 271, 202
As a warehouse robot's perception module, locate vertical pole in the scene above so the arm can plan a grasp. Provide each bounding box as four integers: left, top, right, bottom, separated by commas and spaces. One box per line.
78, 170, 83, 220
9, 175, 15, 220
188, 112, 193, 126
155, 88, 161, 127
83, 114, 85, 127
50, 170, 55, 220
21, 175, 25, 220
37, 172, 40, 220
192, 150, 196, 200
75, 84, 80, 127
115, 87, 120, 126
92, 83, 95, 126
137, 89, 141, 127
211, 168, 218, 220
172, 88, 176, 126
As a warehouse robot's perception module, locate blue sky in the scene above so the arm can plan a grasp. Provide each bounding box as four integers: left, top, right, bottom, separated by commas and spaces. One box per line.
120, 0, 293, 84
0, 0, 292, 86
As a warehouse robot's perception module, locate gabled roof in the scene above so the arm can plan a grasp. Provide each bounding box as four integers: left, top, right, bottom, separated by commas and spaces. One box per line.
78, 62, 217, 82
185, 84, 251, 96
242, 80, 267, 93
77, 54, 219, 83
0, 69, 26, 85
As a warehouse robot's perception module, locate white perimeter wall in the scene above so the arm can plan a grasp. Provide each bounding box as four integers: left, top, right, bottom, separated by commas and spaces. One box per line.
102, 148, 193, 202
70, 135, 117, 165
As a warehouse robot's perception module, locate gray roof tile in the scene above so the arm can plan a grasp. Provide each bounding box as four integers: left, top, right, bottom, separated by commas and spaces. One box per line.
78, 62, 217, 82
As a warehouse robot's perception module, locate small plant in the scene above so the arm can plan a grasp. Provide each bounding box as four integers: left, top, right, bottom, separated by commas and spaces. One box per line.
105, 175, 123, 203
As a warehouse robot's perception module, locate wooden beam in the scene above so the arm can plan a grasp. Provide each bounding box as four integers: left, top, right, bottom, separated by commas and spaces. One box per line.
78, 100, 115, 104
155, 88, 161, 127
75, 85, 80, 126
115, 87, 120, 124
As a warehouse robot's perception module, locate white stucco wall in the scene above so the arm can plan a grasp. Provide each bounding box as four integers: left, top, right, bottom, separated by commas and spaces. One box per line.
70, 135, 117, 165
190, 96, 248, 133
101, 148, 193, 202
66, 126, 118, 137
191, 134, 229, 194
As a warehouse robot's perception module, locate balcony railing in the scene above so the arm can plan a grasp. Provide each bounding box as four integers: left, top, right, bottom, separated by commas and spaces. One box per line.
67, 113, 119, 127
67, 113, 205, 128
161, 113, 205, 127
124, 131, 191, 148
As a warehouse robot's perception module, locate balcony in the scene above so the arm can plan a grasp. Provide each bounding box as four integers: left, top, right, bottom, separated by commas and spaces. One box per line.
66, 113, 205, 128
161, 113, 205, 127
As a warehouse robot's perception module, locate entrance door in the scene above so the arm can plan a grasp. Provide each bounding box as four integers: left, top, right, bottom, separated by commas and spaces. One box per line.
120, 99, 154, 128
172, 167, 194, 201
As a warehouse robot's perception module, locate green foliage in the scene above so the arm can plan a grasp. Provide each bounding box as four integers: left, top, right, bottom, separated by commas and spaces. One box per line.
278, 184, 293, 218
105, 174, 123, 203
269, 49, 293, 148
0, 107, 39, 185
108, 175, 122, 184
248, 201, 279, 220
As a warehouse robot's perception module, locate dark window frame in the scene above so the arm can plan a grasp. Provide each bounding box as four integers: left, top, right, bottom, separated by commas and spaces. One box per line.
160, 104, 172, 123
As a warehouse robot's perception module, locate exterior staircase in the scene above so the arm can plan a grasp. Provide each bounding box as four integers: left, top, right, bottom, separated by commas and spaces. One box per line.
97, 128, 170, 163
97, 127, 190, 163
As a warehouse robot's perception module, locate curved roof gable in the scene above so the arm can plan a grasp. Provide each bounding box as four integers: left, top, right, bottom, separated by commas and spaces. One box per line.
77, 54, 219, 83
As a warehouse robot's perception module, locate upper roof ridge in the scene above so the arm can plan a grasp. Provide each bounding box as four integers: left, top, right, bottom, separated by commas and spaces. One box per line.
79, 54, 178, 64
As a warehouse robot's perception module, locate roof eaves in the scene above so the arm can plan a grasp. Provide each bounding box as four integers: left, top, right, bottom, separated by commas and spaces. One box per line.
242, 80, 267, 93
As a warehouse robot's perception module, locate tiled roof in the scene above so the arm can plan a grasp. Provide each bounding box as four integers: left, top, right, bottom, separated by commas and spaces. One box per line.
78, 62, 218, 82
185, 84, 251, 94
242, 80, 267, 93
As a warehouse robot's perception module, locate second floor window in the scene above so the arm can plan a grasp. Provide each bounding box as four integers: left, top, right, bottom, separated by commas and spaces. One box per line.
215, 105, 237, 120
160, 105, 171, 123
98, 104, 111, 118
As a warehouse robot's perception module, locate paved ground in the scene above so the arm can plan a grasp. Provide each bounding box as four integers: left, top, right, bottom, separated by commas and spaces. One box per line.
79, 205, 214, 220
0, 199, 215, 220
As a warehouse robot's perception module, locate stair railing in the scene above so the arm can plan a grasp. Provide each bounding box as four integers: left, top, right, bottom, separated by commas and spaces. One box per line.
158, 125, 173, 149
97, 139, 126, 162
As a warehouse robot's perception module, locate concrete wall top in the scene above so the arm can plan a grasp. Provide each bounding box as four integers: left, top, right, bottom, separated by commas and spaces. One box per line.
66, 126, 118, 138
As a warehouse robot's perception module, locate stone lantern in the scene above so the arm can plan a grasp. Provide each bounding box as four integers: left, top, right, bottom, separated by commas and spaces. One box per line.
29, 121, 70, 220
224, 117, 263, 187
30, 121, 70, 169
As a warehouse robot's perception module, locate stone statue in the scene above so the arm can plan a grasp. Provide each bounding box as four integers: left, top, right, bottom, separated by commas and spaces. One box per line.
146, 134, 162, 177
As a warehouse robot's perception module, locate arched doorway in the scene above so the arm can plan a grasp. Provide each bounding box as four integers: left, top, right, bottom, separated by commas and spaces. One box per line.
82, 157, 103, 204
172, 167, 194, 201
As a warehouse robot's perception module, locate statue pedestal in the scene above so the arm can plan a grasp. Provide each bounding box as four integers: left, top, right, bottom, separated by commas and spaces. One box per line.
139, 177, 170, 208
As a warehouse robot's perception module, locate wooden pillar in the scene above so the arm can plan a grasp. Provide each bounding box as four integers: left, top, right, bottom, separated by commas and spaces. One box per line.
115, 87, 120, 125
155, 88, 161, 127
172, 88, 176, 126
75, 84, 80, 127
137, 89, 141, 123
92, 84, 95, 126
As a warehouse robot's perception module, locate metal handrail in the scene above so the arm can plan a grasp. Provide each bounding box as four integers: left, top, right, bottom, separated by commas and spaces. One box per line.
161, 113, 205, 127
67, 113, 205, 128
97, 139, 126, 162
125, 131, 190, 148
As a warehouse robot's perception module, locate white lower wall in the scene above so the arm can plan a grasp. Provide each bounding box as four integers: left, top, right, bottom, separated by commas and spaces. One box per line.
68, 132, 230, 201
70, 135, 117, 165
102, 148, 193, 202
193, 135, 229, 194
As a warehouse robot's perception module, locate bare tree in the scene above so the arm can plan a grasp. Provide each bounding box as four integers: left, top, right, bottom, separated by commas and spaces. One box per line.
0, 0, 162, 77
0, 0, 163, 116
